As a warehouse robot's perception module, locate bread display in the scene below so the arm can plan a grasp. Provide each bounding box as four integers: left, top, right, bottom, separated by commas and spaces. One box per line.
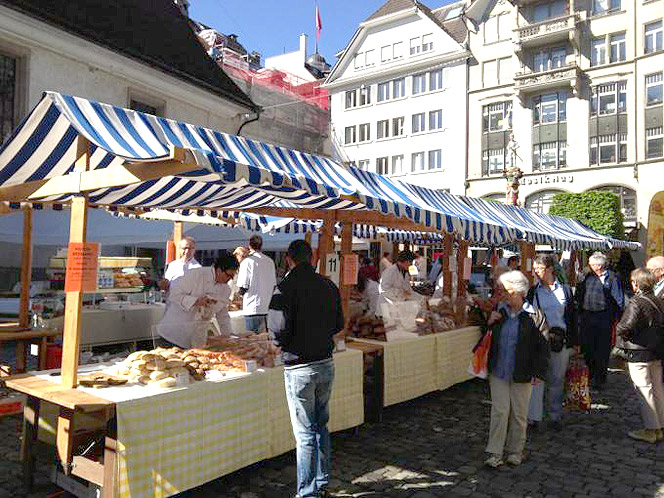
347, 315, 386, 341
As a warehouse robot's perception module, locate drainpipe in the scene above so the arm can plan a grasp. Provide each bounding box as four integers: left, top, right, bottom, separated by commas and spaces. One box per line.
236, 109, 261, 136
464, 52, 471, 196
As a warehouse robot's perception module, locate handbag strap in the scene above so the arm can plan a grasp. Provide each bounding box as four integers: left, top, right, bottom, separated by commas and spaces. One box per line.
638, 295, 664, 328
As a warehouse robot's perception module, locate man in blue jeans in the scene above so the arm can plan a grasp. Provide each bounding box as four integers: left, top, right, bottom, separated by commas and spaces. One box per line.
268, 240, 344, 498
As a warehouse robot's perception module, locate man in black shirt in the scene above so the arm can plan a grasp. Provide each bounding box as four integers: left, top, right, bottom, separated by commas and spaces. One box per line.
268, 240, 344, 498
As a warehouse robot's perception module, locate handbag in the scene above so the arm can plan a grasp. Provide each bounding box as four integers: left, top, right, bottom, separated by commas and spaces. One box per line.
564, 351, 591, 412
468, 328, 492, 379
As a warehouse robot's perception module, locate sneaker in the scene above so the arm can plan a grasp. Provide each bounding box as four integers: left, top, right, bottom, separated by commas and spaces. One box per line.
484, 454, 503, 468
628, 429, 658, 444
506, 453, 523, 466
655, 428, 664, 442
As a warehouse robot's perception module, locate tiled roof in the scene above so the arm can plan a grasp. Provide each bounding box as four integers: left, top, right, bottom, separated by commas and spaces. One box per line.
364, 0, 417, 22
431, 2, 468, 45
1, 0, 257, 111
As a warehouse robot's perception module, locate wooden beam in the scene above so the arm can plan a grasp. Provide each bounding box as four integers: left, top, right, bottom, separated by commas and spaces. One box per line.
304, 231, 313, 245
442, 234, 453, 298
339, 221, 353, 325
61, 136, 90, 389
19, 206, 32, 328
457, 240, 469, 300
173, 222, 184, 258
56, 408, 75, 474
317, 219, 334, 277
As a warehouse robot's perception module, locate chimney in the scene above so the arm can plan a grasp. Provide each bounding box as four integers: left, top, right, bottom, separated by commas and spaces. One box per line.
299, 33, 308, 58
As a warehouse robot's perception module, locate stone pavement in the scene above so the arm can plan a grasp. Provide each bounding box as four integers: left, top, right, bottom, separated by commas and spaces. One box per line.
1, 361, 663, 498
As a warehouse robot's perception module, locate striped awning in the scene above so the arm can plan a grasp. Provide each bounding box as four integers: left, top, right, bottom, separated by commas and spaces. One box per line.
0, 92, 514, 245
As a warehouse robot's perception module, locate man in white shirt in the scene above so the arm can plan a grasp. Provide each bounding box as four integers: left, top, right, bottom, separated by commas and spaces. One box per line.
377, 251, 418, 315
157, 253, 238, 349
159, 236, 201, 291
646, 256, 664, 298
237, 235, 277, 333
379, 252, 393, 276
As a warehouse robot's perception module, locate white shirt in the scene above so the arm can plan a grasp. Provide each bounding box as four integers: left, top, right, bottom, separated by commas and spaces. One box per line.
364, 279, 380, 316
157, 267, 232, 348
380, 257, 393, 275
164, 258, 201, 287
415, 256, 427, 280
377, 263, 417, 315
237, 251, 277, 315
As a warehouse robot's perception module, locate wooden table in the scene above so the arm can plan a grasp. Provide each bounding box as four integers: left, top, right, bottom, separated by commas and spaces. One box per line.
347, 340, 384, 422
4, 373, 116, 496
0, 327, 62, 373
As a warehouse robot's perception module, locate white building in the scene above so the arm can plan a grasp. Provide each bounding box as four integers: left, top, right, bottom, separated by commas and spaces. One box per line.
323, 0, 471, 195
464, 0, 664, 258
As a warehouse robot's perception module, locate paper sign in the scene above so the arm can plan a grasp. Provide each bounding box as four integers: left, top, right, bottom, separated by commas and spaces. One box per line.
342, 254, 359, 285
463, 257, 472, 280
526, 258, 532, 271
325, 253, 340, 287
449, 255, 457, 273
64, 242, 100, 292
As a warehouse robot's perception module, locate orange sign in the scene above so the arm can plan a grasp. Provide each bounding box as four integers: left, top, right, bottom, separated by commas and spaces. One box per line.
342, 254, 359, 285
65, 242, 100, 292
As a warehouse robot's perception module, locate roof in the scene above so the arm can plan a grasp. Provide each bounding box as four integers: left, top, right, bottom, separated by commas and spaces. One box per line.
431, 2, 468, 45
0, 0, 257, 111
364, 0, 417, 22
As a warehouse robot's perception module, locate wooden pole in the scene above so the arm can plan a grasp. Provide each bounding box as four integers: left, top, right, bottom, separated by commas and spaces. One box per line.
457, 239, 469, 299
442, 234, 453, 298
19, 206, 32, 328
339, 221, 353, 326
60, 137, 90, 388
173, 222, 184, 258
304, 231, 313, 246
317, 218, 334, 276
518, 241, 535, 284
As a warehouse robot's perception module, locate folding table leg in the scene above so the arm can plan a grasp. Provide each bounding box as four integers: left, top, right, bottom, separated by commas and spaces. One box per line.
21, 396, 41, 491
102, 411, 118, 498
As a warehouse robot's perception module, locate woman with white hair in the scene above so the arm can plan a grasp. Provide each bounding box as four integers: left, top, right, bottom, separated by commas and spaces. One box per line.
484, 270, 549, 468
576, 252, 624, 389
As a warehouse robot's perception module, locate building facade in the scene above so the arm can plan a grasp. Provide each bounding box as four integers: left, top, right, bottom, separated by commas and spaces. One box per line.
323, 0, 471, 195
465, 0, 664, 257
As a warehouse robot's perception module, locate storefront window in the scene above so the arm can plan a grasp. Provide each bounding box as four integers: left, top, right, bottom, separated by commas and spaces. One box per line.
592, 185, 637, 222
525, 190, 564, 214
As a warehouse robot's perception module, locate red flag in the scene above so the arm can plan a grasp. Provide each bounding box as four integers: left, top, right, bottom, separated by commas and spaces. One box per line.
316, 5, 322, 42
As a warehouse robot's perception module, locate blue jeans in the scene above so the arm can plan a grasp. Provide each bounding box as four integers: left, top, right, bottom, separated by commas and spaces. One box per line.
244, 314, 266, 333
284, 359, 335, 498
528, 347, 572, 422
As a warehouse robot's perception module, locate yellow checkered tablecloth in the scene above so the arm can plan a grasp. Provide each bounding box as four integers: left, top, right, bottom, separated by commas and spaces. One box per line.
434, 327, 481, 391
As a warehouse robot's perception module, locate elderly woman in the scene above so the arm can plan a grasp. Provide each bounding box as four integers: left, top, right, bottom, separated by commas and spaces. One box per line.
485, 270, 549, 468
576, 252, 624, 389
616, 268, 664, 444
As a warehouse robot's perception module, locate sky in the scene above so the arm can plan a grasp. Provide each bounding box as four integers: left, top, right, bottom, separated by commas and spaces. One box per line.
188, 0, 455, 67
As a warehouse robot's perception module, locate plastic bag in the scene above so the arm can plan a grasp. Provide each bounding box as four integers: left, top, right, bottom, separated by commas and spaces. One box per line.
468, 329, 492, 379
564, 351, 591, 412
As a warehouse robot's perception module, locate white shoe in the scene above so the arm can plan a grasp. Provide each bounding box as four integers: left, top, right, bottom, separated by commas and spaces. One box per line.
484, 454, 503, 468
506, 453, 523, 466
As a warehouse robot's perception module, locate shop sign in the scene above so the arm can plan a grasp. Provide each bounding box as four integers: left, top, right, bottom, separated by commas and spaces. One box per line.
64, 242, 100, 293
524, 173, 574, 186
342, 254, 359, 285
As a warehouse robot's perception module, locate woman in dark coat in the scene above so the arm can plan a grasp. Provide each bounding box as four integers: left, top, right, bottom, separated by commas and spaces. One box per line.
616, 268, 664, 444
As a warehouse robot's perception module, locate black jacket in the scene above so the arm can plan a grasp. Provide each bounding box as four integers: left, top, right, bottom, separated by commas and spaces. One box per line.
616, 291, 664, 362
576, 269, 624, 321
269, 263, 344, 366
527, 282, 578, 347
488, 306, 550, 383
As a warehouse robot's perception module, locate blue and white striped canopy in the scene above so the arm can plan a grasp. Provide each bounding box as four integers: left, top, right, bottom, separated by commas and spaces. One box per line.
0, 92, 514, 245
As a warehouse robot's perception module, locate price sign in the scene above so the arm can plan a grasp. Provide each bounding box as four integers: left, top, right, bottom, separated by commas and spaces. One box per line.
64, 242, 100, 293
342, 254, 359, 285
326, 253, 340, 287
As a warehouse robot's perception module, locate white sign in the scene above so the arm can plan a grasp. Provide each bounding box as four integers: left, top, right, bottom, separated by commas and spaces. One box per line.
326, 253, 340, 287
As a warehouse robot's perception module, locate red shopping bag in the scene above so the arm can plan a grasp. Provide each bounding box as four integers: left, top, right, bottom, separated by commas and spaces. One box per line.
468, 329, 492, 379
564, 351, 591, 412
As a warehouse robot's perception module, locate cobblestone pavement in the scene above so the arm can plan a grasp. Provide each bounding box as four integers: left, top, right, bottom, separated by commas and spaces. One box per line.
1, 361, 663, 498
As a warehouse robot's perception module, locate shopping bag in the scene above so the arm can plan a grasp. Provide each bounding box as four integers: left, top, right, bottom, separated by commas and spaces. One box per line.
468, 329, 492, 379
564, 352, 591, 412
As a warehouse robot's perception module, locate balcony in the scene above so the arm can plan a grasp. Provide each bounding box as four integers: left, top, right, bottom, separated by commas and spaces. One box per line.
514, 14, 582, 52
514, 62, 582, 97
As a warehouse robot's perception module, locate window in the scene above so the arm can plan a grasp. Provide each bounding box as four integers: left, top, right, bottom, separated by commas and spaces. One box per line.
646, 73, 663, 106
590, 82, 627, 116
393, 42, 403, 59
591, 37, 606, 66
647, 127, 663, 158
359, 86, 371, 106
429, 109, 443, 130
482, 149, 506, 175
377, 157, 389, 175
429, 69, 443, 91
354, 53, 364, 69
381, 45, 391, 63
410, 37, 421, 56
533, 47, 566, 72
533, 0, 566, 22
483, 101, 512, 132
392, 78, 406, 99
392, 117, 405, 137
365, 49, 375, 67
412, 152, 425, 172
428, 149, 442, 170
344, 126, 356, 145
358, 123, 370, 142
485, 13, 511, 43
377, 119, 389, 139
533, 142, 567, 170
422, 34, 433, 52
377, 82, 390, 102
413, 73, 426, 94
392, 155, 405, 175
412, 113, 426, 133
592, 0, 621, 15
0, 53, 17, 144
345, 90, 357, 109
609, 33, 626, 62
498, 57, 512, 83
525, 190, 563, 214
593, 186, 636, 222
533, 92, 567, 124
357, 159, 370, 171
645, 21, 663, 54
483, 60, 498, 86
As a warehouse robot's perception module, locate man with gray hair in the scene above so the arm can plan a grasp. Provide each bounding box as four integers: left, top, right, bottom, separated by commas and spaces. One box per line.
576, 252, 624, 389
646, 256, 664, 298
